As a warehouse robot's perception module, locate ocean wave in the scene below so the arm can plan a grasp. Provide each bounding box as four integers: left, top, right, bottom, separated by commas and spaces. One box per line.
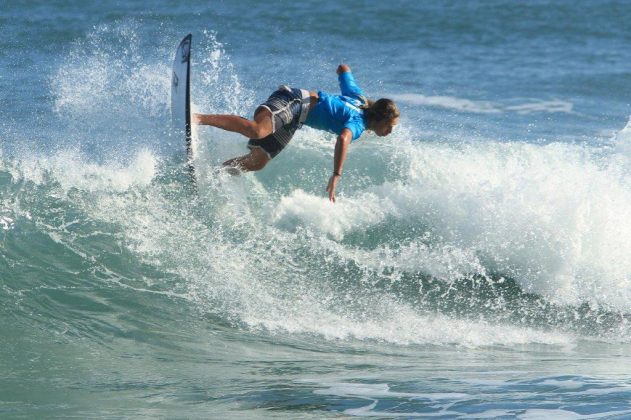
271, 138, 631, 312
2, 21, 628, 351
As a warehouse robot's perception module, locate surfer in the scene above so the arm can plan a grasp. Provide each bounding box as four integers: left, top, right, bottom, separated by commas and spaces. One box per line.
193, 64, 399, 202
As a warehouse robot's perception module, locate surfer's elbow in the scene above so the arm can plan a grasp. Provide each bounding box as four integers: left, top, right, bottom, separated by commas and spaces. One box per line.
337, 129, 352, 146
337, 64, 351, 75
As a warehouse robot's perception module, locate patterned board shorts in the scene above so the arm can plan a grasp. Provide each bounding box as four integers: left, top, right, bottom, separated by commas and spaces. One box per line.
247, 85, 312, 159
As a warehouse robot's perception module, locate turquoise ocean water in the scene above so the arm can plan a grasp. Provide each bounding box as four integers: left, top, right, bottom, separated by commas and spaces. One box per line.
2, 1, 631, 417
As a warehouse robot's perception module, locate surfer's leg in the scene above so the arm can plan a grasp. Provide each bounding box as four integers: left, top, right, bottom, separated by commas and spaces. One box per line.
222, 148, 270, 174
193, 108, 273, 139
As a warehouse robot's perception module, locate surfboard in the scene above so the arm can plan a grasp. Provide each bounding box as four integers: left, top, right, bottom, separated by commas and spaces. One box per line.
171, 34, 195, 183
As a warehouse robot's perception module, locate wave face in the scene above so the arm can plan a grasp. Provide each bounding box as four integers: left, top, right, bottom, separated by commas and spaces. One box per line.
1, 1, 631, 417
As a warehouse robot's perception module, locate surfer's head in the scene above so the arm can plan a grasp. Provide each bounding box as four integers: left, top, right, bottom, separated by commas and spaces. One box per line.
363, 98, 400, 136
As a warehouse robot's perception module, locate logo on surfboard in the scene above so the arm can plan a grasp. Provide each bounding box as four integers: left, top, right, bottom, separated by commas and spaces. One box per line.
180, 39, 191, 63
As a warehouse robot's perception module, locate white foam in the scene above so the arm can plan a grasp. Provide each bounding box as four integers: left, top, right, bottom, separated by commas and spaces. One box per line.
393, 141, 631, 309
309, 382, 466, 417
505, 100, 573, 114
391, 93, 500, 114
273, 189, 395, 240
243, 293, 571, 347
16, 148, 157, 192
149, 121, 630, 345
193, 30, 255, 116
517, 408, 630, 419
51, 22, 171, 117
302, 381, 467, 417
268, 139, 631, 311
391, 93, 573, 115
0, 216, 14, 230
539, 378, 584, 389
312, 381, 468, 399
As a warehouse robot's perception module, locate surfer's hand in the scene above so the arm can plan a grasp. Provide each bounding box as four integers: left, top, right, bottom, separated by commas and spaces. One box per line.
326, 174, 341, 203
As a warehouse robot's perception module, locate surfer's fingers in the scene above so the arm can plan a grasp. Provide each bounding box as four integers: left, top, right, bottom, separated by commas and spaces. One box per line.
326, 177, 337, 203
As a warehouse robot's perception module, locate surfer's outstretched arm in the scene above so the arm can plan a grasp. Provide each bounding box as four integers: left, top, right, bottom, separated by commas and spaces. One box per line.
193, 108, 273, 139
326, 128, 352, 203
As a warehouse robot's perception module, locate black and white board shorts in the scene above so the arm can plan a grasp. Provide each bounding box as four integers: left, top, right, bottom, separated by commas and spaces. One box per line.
247, 85, 312, 159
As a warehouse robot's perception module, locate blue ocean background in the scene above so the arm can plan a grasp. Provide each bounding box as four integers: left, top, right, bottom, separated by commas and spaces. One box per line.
1, 0, 631, 417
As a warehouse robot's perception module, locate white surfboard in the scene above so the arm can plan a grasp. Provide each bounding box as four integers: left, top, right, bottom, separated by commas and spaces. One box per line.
171, 34, 195, 183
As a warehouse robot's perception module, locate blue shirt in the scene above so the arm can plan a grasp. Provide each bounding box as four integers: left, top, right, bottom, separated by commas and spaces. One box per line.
304, 71, 367, 141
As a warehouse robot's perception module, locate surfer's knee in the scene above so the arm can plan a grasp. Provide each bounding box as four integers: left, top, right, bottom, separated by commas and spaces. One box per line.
222, 148, 269, 172
224, 158, 267, 172
250, 107, 273, 139
248, 119, 274, 139
248, 149, 270, 171
234, 119, 267, 139
249, 124, 269, 140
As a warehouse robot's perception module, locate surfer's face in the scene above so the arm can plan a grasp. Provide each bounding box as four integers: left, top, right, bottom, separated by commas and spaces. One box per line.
374, 117, 399, 137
